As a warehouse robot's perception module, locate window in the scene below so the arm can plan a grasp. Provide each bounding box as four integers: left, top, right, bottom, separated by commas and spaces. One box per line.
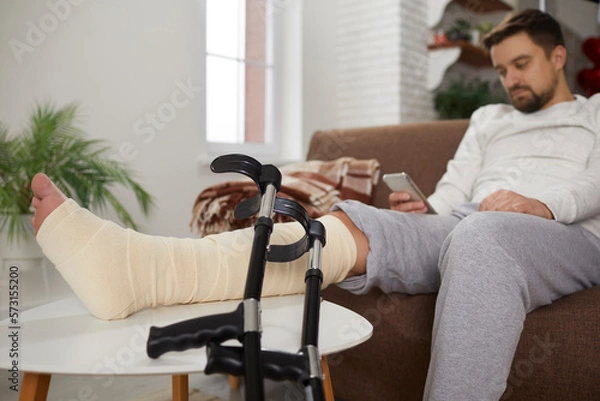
205, 0, 274, 148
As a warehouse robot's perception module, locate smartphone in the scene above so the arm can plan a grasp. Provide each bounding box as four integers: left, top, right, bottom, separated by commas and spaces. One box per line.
382, 172, 437, 214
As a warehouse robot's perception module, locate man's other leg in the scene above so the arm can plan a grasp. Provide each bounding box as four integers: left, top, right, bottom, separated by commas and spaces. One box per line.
425, 212, 600, 401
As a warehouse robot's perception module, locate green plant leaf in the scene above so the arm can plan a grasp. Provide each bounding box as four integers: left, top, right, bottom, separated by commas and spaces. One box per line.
434, 76, 507, 119
0, 101, 156, 243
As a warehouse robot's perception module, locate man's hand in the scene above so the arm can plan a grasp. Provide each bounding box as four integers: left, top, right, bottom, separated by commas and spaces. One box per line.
389, 191, 428, 214
479, 190, 554, 219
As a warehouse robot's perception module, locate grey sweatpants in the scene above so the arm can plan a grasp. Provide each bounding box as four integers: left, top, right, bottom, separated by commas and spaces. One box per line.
333, 200, 600, 401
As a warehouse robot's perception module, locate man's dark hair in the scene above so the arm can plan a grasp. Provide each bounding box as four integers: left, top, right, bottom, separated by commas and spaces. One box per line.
482, 9, 565, 57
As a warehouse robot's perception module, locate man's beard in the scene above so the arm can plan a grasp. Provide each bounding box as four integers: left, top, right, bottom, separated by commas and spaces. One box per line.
509, 78, 557, 113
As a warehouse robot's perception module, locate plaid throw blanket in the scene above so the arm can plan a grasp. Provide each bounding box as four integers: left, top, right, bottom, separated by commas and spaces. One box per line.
190, 157, 381, 236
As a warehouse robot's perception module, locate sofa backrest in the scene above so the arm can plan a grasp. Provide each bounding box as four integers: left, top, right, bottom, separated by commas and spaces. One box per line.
306, 120, 469, 209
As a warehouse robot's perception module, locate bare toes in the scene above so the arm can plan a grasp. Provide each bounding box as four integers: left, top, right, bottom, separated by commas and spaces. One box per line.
31, 173, 67, 203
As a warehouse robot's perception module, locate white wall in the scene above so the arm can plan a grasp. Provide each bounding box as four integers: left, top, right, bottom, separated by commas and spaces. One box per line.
301, 0, 338, 152
0, 0, 324, 238
0, 0, 211, 238
334, 0, 435, 129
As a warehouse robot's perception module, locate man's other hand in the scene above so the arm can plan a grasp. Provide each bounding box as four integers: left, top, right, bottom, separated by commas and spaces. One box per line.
479, 190, 554, 219
389, 191, 428, 214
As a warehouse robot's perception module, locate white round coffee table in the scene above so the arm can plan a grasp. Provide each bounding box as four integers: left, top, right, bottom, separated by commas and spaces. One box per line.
0, 294, 372, 401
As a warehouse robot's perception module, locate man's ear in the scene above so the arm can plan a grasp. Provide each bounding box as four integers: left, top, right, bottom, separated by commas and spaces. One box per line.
551, 45, 567, 70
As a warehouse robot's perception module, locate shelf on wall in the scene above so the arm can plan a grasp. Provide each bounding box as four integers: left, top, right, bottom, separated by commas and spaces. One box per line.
452, 0, 513, 14
428, 0, 514, 28
428, 41, 492, 68
426, 0, 511, 91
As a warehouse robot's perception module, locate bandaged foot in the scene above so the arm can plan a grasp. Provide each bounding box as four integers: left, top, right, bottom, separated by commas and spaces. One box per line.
31, 173, 357, 320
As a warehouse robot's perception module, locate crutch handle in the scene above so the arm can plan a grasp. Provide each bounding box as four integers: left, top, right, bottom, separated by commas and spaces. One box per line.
210, 154, 262, 183
211, 154, 281, 194
204, 343, 244, 377
146, 304, 243, 359
206, 344, 309, 383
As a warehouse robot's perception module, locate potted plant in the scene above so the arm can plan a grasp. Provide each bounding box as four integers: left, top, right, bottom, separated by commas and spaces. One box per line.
476, 21, 494, 36
445, 18, 472, 42
434, 76, 507, 119
472, 21, 495, 47
0, 102, 155, 244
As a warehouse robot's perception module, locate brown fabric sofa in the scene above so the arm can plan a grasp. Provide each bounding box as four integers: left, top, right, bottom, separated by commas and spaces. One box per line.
307, 120, 600, 401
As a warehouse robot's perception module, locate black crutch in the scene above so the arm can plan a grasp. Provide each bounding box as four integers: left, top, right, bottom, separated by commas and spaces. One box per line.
205, 219, 328, 401
147, 154, 282, 400
146, 154, 328, 400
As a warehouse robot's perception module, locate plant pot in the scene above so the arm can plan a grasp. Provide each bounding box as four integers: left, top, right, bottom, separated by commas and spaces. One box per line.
0, 214, 72, 313
0, 214, 44, 272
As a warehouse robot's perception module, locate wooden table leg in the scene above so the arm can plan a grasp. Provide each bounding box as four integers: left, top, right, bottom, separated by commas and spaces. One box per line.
172, 374, 189, 401
321, 356, 335, 401
19, 373, 51, 401
228, 375, 241, 390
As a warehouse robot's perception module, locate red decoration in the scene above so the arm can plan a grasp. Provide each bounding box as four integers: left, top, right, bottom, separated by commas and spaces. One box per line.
578, 37, 600, 96
582, 38, 600, 65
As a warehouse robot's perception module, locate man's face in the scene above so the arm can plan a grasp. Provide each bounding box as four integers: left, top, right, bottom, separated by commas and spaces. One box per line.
490, 32, 561, 113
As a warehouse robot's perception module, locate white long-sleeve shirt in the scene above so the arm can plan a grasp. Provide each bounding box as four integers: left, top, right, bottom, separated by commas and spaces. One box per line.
428, 94, 600, 237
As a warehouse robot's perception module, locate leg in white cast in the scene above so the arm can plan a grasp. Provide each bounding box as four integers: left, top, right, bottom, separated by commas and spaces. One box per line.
32, 173, 357, 320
